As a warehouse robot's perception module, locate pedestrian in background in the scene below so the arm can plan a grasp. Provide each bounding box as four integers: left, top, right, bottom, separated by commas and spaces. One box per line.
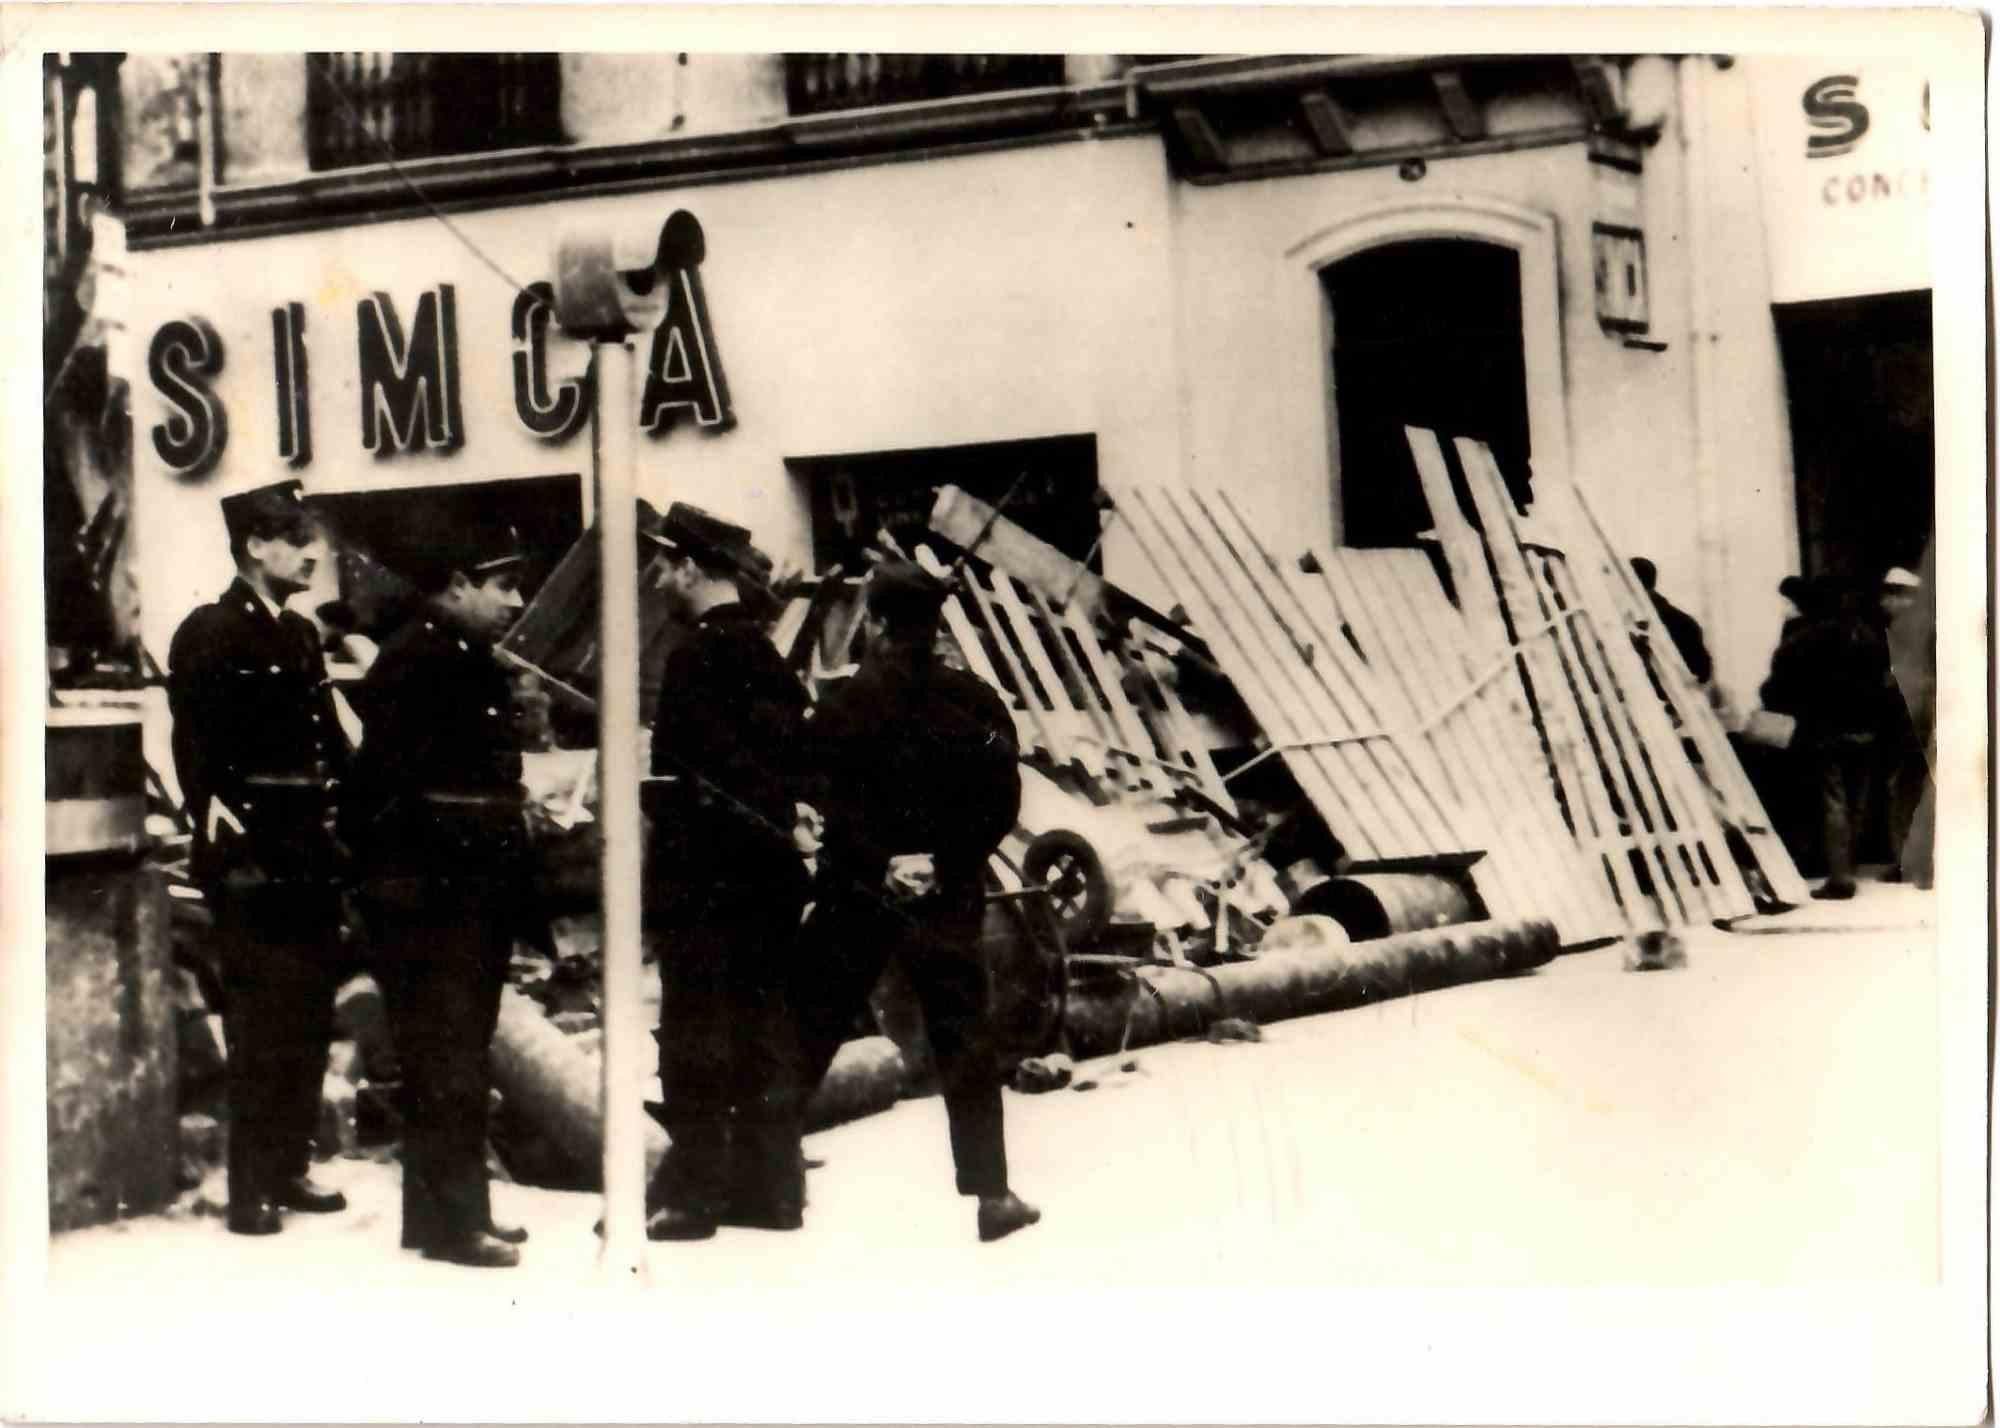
166, 479, 351, 1237
1630, 557, 1713, 685
1759, 573, 1891, 900
641, 504, 814, 1241
342, 519, 532, 1268
800, 561, 1040, 1244
1876, 564, 1930, 881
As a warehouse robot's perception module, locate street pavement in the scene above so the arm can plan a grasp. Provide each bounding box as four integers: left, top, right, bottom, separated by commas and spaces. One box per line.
46, 882, 1941, 1295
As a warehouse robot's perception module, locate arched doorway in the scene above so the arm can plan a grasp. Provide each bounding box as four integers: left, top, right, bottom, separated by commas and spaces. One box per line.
1323, 238, 1532, 547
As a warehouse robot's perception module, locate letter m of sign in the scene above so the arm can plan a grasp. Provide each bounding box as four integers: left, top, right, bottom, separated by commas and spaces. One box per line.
357, 285, 465, 456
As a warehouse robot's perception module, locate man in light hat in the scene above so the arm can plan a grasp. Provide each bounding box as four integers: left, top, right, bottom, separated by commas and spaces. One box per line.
341, 516, 531, 1267
801, 560, 1041, 1243
639, 503, 815, 1240
167, 479, 351, 1236
1877, 563, 1929, 879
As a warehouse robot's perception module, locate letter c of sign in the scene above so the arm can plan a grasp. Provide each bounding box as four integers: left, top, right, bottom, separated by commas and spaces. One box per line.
1802, 74, 1869, 158
148, 317, 228, 478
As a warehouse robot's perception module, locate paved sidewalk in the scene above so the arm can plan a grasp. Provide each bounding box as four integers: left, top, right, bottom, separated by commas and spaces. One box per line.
46, 881, 1941, 1296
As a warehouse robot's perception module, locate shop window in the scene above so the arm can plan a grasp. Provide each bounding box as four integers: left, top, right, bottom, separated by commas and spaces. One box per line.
306, 54, 564, 170
790, 434, 1101, 574
310, 473, 582, 637
1323, 238, 1532, 548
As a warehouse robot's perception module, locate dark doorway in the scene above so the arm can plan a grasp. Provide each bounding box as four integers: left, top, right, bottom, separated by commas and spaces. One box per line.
1324, 239, 1532, 547
1774, 291, 1933, 585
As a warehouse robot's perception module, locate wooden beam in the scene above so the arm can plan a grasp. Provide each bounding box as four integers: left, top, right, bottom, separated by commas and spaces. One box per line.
1296, 91, 1355, 156
1570, 57, 1623, 127
1430, 69, 1486, 141
1171, 105, 1229, 170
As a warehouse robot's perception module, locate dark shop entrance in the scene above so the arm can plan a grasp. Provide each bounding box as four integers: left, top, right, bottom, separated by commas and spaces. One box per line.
1323, 239, 1533, 548
1774, 290, 1935, 585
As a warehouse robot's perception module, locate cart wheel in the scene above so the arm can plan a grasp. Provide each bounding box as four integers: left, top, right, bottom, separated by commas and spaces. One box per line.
1020, 829, 1112, 944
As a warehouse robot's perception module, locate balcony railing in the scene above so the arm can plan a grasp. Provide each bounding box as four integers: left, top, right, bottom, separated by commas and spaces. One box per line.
784, 54, 1070, 117
306, 53, 563, 170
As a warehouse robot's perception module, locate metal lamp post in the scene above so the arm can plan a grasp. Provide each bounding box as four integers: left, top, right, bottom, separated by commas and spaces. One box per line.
549, 215, 692, 1279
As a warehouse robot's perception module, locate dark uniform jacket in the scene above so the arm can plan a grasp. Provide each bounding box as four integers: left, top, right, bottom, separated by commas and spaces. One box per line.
167, 576, 347, 887
811, 655, 1021, 902
1760, 606, 1892, 746
342, 612, 527, 889
646, 602, 809, 917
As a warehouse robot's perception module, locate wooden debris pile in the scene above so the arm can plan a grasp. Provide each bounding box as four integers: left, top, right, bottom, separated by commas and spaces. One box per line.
1092, 429, 1802, 945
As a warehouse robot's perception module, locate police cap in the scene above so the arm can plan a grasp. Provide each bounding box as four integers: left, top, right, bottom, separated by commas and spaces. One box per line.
868, 560, 951, 629
220, 479, 313, 547
644, 502, 774, 589
371, 512, 527, 593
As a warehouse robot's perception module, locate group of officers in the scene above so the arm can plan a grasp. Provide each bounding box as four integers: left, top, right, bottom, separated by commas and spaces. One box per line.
169, 478, 1040, 1270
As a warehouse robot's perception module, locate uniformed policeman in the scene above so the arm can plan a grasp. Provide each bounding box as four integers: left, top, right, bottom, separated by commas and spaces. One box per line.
801, 561, 1041, 1243
341, 518, 531, 1268
166, 479, 350, 1236
642, 503, 814, 1241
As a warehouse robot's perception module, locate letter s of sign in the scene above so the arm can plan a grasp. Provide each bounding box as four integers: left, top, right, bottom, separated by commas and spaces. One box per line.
148, 317, 228, 478
511, 281, 590, 441
1803, 74, 1869, 158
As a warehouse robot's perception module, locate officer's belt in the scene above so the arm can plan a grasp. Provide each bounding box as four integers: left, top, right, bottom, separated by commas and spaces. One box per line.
420, 791, 522, 809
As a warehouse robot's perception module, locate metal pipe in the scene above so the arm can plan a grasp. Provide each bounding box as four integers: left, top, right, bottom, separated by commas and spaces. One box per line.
593, 337, 647, 1279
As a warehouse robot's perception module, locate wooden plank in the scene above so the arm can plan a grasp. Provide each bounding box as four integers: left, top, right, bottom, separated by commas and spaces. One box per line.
1444, 435, 1663, 929
1020, 586, 1132, 780
1539, 550, 1747, 920
1297, 91, 1355, 155
1172, 105, 1229, 169
1207, 488, 1467, 854
1117, 487, 1386, 859
1121, 629, 1238, 814
1403, 428, 1622, 905
1317, 548, 1582, 937
1431, 69, 1487, 140
1365, 551, 1628, 943
1539, 540, 1759, 920
1520, 545, 1705, 925
1563, 480, 1811, 905
930, 484, 1214, 665
1157, 486, 1437, 858
1037, 592, 1165, 799
912, 545, 1044, 760
984, 564, 1101, 764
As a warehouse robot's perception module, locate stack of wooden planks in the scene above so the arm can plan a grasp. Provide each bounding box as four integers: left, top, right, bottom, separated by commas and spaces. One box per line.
1078, 431, 1802, 944
1402, 428, 1806, 930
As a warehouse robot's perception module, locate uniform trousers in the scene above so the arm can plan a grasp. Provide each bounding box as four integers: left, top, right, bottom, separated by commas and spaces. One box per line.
365, 881, 512, 1248
798, 881, 1008, 1199
1813, 733, 1878, 887
651, 879, 807, 1219
212, 882, 346, 1210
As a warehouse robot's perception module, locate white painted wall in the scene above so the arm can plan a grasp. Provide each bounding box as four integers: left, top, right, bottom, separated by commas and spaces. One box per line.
118, 133, 1182, 665
1169, 112, 1797, 712
118, 94, 1802, 710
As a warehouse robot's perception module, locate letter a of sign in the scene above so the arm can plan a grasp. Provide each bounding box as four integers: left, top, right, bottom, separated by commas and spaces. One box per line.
357, 285, 465, 456
640, 266, 732, 434
149, 317, 228, 478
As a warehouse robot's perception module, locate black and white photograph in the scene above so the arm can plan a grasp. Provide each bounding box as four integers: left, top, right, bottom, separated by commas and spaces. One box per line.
3, 8, 1988, 1423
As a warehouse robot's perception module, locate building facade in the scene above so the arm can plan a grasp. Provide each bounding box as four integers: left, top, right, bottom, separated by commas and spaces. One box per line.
85, 51, 1933, 732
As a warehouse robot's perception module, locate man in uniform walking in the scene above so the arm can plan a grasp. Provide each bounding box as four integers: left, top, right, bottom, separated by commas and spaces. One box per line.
167, 479, 350, 1236
342, 518, 532, 1268
800, 561, 1040, 1243
641, 504, 814, 1241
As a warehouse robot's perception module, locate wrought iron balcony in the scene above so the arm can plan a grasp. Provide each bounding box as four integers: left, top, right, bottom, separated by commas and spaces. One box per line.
784, 53, 1069, 117
306, 53, 563, 170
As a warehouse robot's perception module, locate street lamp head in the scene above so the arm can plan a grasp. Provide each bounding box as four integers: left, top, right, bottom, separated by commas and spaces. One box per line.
552, 210, 708, 341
